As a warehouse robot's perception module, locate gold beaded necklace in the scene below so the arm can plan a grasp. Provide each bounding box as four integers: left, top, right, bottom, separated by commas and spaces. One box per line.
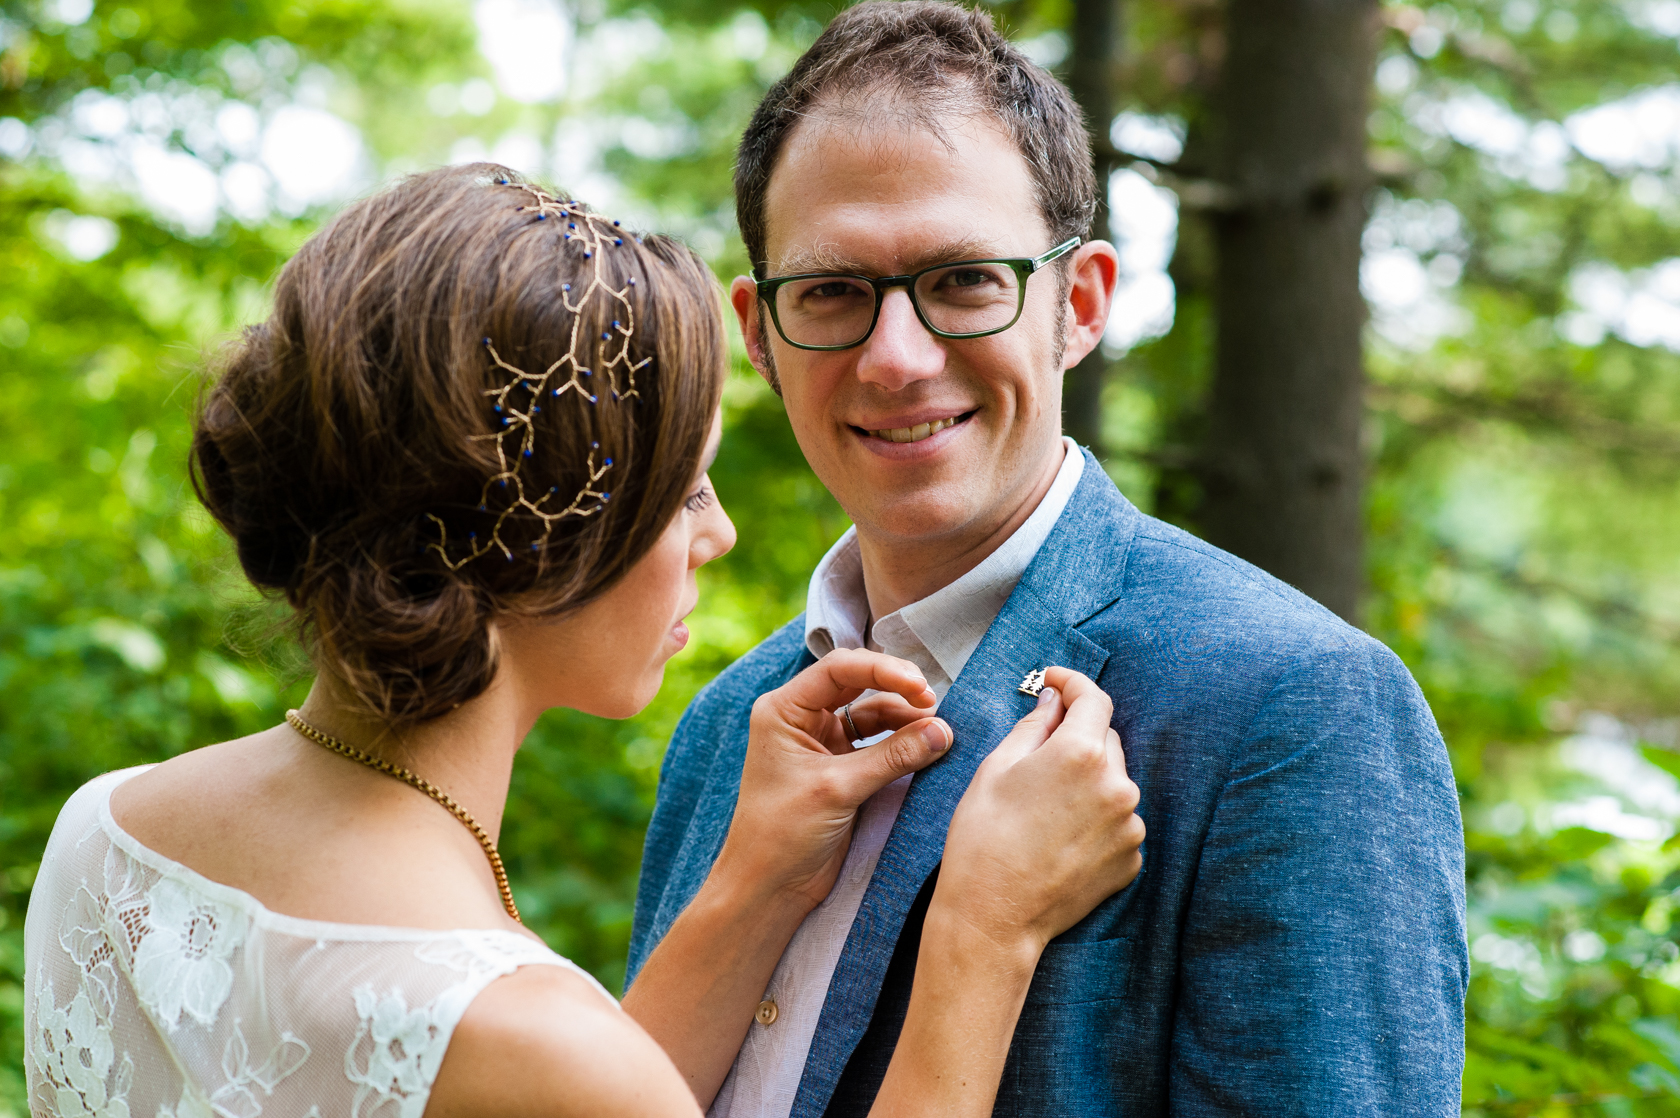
284, 709, 522, 924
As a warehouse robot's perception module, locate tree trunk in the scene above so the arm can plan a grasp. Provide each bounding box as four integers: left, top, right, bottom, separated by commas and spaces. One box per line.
1062, 0, 1122, 455
1200, 0, 1377, 624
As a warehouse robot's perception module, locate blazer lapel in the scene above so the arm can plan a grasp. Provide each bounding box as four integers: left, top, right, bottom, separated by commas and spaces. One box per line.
790, 451, 1141, 1117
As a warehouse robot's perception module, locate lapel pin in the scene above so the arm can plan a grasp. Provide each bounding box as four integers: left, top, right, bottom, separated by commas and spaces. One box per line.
1017, 668, 1047, 696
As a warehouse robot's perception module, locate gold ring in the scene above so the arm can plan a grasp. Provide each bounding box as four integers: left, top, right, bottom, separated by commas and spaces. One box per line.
841, 702, 861, 741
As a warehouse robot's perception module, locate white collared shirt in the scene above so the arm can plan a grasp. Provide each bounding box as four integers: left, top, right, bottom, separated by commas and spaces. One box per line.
709, 438, 1085, 1118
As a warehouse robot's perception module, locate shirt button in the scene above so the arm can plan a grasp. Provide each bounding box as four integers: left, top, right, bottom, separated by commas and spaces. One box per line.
755, 999, 779, 1026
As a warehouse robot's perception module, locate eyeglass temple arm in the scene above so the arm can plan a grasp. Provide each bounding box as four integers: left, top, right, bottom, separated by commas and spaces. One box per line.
1028, 237, 1082, 273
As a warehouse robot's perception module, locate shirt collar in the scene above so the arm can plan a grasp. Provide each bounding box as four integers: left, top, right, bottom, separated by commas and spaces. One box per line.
804, 437, 1086, 692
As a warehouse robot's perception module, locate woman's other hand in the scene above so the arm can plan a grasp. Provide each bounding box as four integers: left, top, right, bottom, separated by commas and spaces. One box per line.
936, 666, 1144, 956
625, 648, 949, 1104
714, 648, 953, 913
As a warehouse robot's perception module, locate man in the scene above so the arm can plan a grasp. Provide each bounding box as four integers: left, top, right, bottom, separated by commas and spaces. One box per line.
628, 3, 1468, 1115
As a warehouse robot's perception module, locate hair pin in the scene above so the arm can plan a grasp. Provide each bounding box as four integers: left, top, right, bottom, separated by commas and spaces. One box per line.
426, 181, 650, 571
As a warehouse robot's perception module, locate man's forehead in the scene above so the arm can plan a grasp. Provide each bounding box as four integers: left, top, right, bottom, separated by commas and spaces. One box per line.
760, 108, 1045, 273
774, 235, 1001, 277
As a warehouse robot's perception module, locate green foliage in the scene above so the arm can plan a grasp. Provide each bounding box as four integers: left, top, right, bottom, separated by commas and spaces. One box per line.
2, 0, 1678, 1114
1110, 1, 1680, 1111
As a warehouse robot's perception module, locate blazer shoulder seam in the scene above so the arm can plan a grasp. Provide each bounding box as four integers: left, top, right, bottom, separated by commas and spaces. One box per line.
1132, 530, 1306, 610
1219, 637, 1396, 790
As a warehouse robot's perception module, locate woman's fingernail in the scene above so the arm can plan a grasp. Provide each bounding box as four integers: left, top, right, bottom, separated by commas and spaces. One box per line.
920, 720, 952, 752
1035, 687, 1057, 709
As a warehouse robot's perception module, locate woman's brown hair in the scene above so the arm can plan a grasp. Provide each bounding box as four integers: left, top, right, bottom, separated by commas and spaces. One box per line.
192, 164, 726, 726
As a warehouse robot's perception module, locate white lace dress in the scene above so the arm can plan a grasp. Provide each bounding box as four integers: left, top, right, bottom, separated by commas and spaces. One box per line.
23, 767, 617, 1118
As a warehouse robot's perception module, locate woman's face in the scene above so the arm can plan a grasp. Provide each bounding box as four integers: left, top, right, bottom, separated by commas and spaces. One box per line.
501, 408, 735, 720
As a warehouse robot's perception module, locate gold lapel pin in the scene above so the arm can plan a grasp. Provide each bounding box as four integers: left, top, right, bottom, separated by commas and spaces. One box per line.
1017, 668, 1047, 696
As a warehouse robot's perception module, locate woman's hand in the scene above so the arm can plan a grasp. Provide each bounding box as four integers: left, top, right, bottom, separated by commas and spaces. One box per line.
866, 667, 1142, 1118
934, 666, 1144, 957
712, 648, 953, 913
624, 649, 951, 1105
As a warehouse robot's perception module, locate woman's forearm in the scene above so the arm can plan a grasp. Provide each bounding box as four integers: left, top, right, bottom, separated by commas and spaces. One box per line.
620, 865, 810, 1107
867, 900, 1044, 1118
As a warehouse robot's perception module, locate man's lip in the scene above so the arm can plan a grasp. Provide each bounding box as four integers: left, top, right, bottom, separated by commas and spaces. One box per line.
850, 416, 967, 458
848, 408, 976, 433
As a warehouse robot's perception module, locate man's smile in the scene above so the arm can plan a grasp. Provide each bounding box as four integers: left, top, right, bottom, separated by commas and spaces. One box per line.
850, 410, 976, 444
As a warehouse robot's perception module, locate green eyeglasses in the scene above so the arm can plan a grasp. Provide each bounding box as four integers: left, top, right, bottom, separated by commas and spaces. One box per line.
753, 237, 1081, 351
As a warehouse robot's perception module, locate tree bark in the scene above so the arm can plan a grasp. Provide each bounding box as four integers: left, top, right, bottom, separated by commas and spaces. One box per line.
1200, 0, 1378, 624
1062, 0, 1122, 454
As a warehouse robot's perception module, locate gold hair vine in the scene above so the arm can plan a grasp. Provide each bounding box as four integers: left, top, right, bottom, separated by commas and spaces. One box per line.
427, 180, 650, 571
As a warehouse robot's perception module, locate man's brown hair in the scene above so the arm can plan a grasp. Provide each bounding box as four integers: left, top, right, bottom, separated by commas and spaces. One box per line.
192, 164, 725, 726
734, 0, 1096, 272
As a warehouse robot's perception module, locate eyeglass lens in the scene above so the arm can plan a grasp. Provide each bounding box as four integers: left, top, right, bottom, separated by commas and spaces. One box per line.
773, 261, 1022, 348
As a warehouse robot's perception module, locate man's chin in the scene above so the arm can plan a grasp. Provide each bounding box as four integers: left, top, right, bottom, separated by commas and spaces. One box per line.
845, 491, 980, 546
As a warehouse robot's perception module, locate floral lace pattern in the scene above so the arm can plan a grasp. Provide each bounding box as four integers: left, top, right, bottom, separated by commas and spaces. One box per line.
31, 977, 135, 1118
130, 877, 247, 1031
208, 1022, 311, 1118
346, 987, 451, 1118
24, 769, 614, 1118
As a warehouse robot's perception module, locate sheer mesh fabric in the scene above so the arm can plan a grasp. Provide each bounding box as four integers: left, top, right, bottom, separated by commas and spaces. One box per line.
24, 768, 615, 1118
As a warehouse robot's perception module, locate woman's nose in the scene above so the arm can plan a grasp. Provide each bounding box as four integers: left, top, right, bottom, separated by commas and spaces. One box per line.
693, 500, 737, 567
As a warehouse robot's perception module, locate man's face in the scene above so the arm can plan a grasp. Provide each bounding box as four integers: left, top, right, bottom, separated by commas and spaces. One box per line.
731, 109, 1111, 551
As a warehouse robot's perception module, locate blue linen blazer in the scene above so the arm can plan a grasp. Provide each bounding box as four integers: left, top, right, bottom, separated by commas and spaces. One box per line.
628, 449, 1468, 1116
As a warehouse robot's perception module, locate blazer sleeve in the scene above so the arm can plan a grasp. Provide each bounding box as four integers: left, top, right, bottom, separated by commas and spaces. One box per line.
626, 689, 729, 983
1170, 633, 1468, 1115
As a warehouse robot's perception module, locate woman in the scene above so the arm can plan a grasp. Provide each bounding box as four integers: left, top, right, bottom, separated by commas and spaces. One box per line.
23, 165, 1144, 1118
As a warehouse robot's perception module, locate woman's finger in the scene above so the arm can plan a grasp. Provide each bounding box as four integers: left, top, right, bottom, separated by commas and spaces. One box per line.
980, 684, 1064, 773
1105, 727, 1129, 779
834, 692, 929, 744
1038, 667, 1113, 756
777, 648, 937, 717
826, 717, 953, 806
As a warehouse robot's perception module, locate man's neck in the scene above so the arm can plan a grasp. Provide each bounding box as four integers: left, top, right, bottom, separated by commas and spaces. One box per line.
857, 440, 1067, 621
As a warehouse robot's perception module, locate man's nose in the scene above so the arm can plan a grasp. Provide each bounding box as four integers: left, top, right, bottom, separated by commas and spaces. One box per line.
854, 287, 944, 391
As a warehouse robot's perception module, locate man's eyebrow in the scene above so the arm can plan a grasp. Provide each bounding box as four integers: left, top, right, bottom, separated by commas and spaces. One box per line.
771, 236, 1001, 277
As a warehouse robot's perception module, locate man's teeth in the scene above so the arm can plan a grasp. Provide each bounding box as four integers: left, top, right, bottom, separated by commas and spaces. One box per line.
871, 416, 961, 443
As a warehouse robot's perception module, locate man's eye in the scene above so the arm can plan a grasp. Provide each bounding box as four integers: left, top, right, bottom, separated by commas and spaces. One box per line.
807, 280, 866, 300
935, 268, 998, 290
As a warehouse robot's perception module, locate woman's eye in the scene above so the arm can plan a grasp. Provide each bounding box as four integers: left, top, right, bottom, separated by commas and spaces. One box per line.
685, 485, 714, 512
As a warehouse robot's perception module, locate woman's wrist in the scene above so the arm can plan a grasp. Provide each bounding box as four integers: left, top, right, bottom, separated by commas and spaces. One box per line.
921, 892, 1046, 980
704, 840, 823, 927
868, 895, 1044, 1117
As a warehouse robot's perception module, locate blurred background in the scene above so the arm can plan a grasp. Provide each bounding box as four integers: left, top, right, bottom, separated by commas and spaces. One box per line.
0, 0, 1677, 1111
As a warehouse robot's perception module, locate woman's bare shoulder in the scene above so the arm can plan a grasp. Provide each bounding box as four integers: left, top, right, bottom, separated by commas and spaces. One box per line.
428, 964, 702, 1118
107, 729, 516, 929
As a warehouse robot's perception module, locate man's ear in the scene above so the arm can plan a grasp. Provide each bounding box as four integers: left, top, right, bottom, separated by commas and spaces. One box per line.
1060, 240, 1121, 371
729, 275, 782, 396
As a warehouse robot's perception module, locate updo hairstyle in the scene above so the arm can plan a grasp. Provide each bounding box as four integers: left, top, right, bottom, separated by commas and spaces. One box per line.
191, 164, 726, 726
